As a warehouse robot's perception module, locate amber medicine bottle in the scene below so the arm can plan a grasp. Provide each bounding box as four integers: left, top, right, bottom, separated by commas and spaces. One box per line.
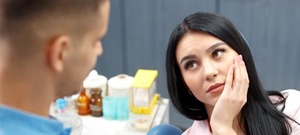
77, 89, 91, 115
90, 88, 103, 117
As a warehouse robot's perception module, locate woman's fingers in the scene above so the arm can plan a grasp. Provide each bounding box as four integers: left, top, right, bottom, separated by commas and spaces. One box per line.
224, 64, 234, 94
233, 55, 243, 93
239, 59, 249, 96
232, 55, 249, 105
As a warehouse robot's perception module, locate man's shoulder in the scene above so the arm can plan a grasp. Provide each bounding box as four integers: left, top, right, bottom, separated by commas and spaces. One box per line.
0, 106, 71, 135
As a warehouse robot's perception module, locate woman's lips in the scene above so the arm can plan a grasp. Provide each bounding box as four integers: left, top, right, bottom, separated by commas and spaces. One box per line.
207, 83, 225, 94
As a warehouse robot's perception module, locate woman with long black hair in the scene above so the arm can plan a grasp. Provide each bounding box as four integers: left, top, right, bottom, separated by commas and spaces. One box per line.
166, 12, 300, 135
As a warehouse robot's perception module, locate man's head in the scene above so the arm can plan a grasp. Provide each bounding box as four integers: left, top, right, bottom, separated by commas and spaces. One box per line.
0, 0, 110, 97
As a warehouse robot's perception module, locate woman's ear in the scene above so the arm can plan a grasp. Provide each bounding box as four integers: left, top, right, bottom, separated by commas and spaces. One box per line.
46, 35, 70, 72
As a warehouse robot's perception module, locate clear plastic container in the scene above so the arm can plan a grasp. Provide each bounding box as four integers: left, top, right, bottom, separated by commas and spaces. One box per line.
55, 114, 83, 135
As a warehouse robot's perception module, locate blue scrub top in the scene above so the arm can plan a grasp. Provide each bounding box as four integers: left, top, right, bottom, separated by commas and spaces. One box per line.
0, 106, 71, 135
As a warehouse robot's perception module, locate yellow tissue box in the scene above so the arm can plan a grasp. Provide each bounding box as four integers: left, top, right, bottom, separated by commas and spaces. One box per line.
131, 69, 158, 112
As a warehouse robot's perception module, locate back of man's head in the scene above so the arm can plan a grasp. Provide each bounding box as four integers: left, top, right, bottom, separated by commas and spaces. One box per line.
0, 0, 102, 60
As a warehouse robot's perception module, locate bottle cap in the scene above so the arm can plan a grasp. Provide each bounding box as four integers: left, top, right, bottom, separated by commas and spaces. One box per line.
55, 98, 67, 113
83, 70, 107, 89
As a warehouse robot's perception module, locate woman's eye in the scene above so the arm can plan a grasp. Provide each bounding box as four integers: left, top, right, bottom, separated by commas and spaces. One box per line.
184, 61, 198, 70
212, 48, 225, 58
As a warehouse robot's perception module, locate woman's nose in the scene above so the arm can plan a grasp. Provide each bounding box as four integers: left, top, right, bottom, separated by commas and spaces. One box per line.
203, 62, 218, 81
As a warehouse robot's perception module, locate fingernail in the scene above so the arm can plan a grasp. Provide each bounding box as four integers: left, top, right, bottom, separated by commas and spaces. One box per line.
239, 55, 243, 60
237, 55, 243, 61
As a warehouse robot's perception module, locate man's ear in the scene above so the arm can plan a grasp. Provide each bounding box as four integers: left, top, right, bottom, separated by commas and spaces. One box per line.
47, 35, 70, 72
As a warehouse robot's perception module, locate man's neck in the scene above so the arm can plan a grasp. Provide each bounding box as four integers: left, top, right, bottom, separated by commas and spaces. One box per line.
0, 67, 55, 117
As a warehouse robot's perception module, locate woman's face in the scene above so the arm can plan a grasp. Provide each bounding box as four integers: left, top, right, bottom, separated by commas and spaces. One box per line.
176, 31, 238, 107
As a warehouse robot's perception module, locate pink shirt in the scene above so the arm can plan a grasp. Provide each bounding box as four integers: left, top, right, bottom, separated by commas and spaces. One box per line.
183, 89, 300, 135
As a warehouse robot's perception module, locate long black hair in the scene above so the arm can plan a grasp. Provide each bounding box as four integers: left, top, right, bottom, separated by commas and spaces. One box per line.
166, 12, 295, 135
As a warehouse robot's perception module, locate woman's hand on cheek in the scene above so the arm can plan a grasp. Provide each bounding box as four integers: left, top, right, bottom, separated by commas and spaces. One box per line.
210, 55, 249, 135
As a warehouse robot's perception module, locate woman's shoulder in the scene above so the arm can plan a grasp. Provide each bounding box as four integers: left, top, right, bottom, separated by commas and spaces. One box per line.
269, 89, 300, 104
281, 89, 300, 97
280, 89, 300, 117
281, 89, 300, 135
182, 120, 212, 135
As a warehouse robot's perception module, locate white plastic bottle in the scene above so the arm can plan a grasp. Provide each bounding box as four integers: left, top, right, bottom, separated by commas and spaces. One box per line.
83, 70, 108, 98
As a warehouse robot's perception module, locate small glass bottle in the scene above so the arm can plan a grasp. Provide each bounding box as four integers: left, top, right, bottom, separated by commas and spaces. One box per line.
77, 89, 91, 115
90, 88, 103, 117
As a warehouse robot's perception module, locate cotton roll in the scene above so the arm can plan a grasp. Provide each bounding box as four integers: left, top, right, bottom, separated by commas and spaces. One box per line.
108, 74, 134, 98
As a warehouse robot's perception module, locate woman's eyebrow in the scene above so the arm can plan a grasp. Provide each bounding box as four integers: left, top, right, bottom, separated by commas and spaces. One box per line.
180, 55, 197, 64
206, 42, 226, 53
179, 42, 226, 64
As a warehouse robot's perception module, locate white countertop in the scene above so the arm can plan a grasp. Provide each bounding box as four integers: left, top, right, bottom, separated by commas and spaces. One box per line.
50, 98, 169, 135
